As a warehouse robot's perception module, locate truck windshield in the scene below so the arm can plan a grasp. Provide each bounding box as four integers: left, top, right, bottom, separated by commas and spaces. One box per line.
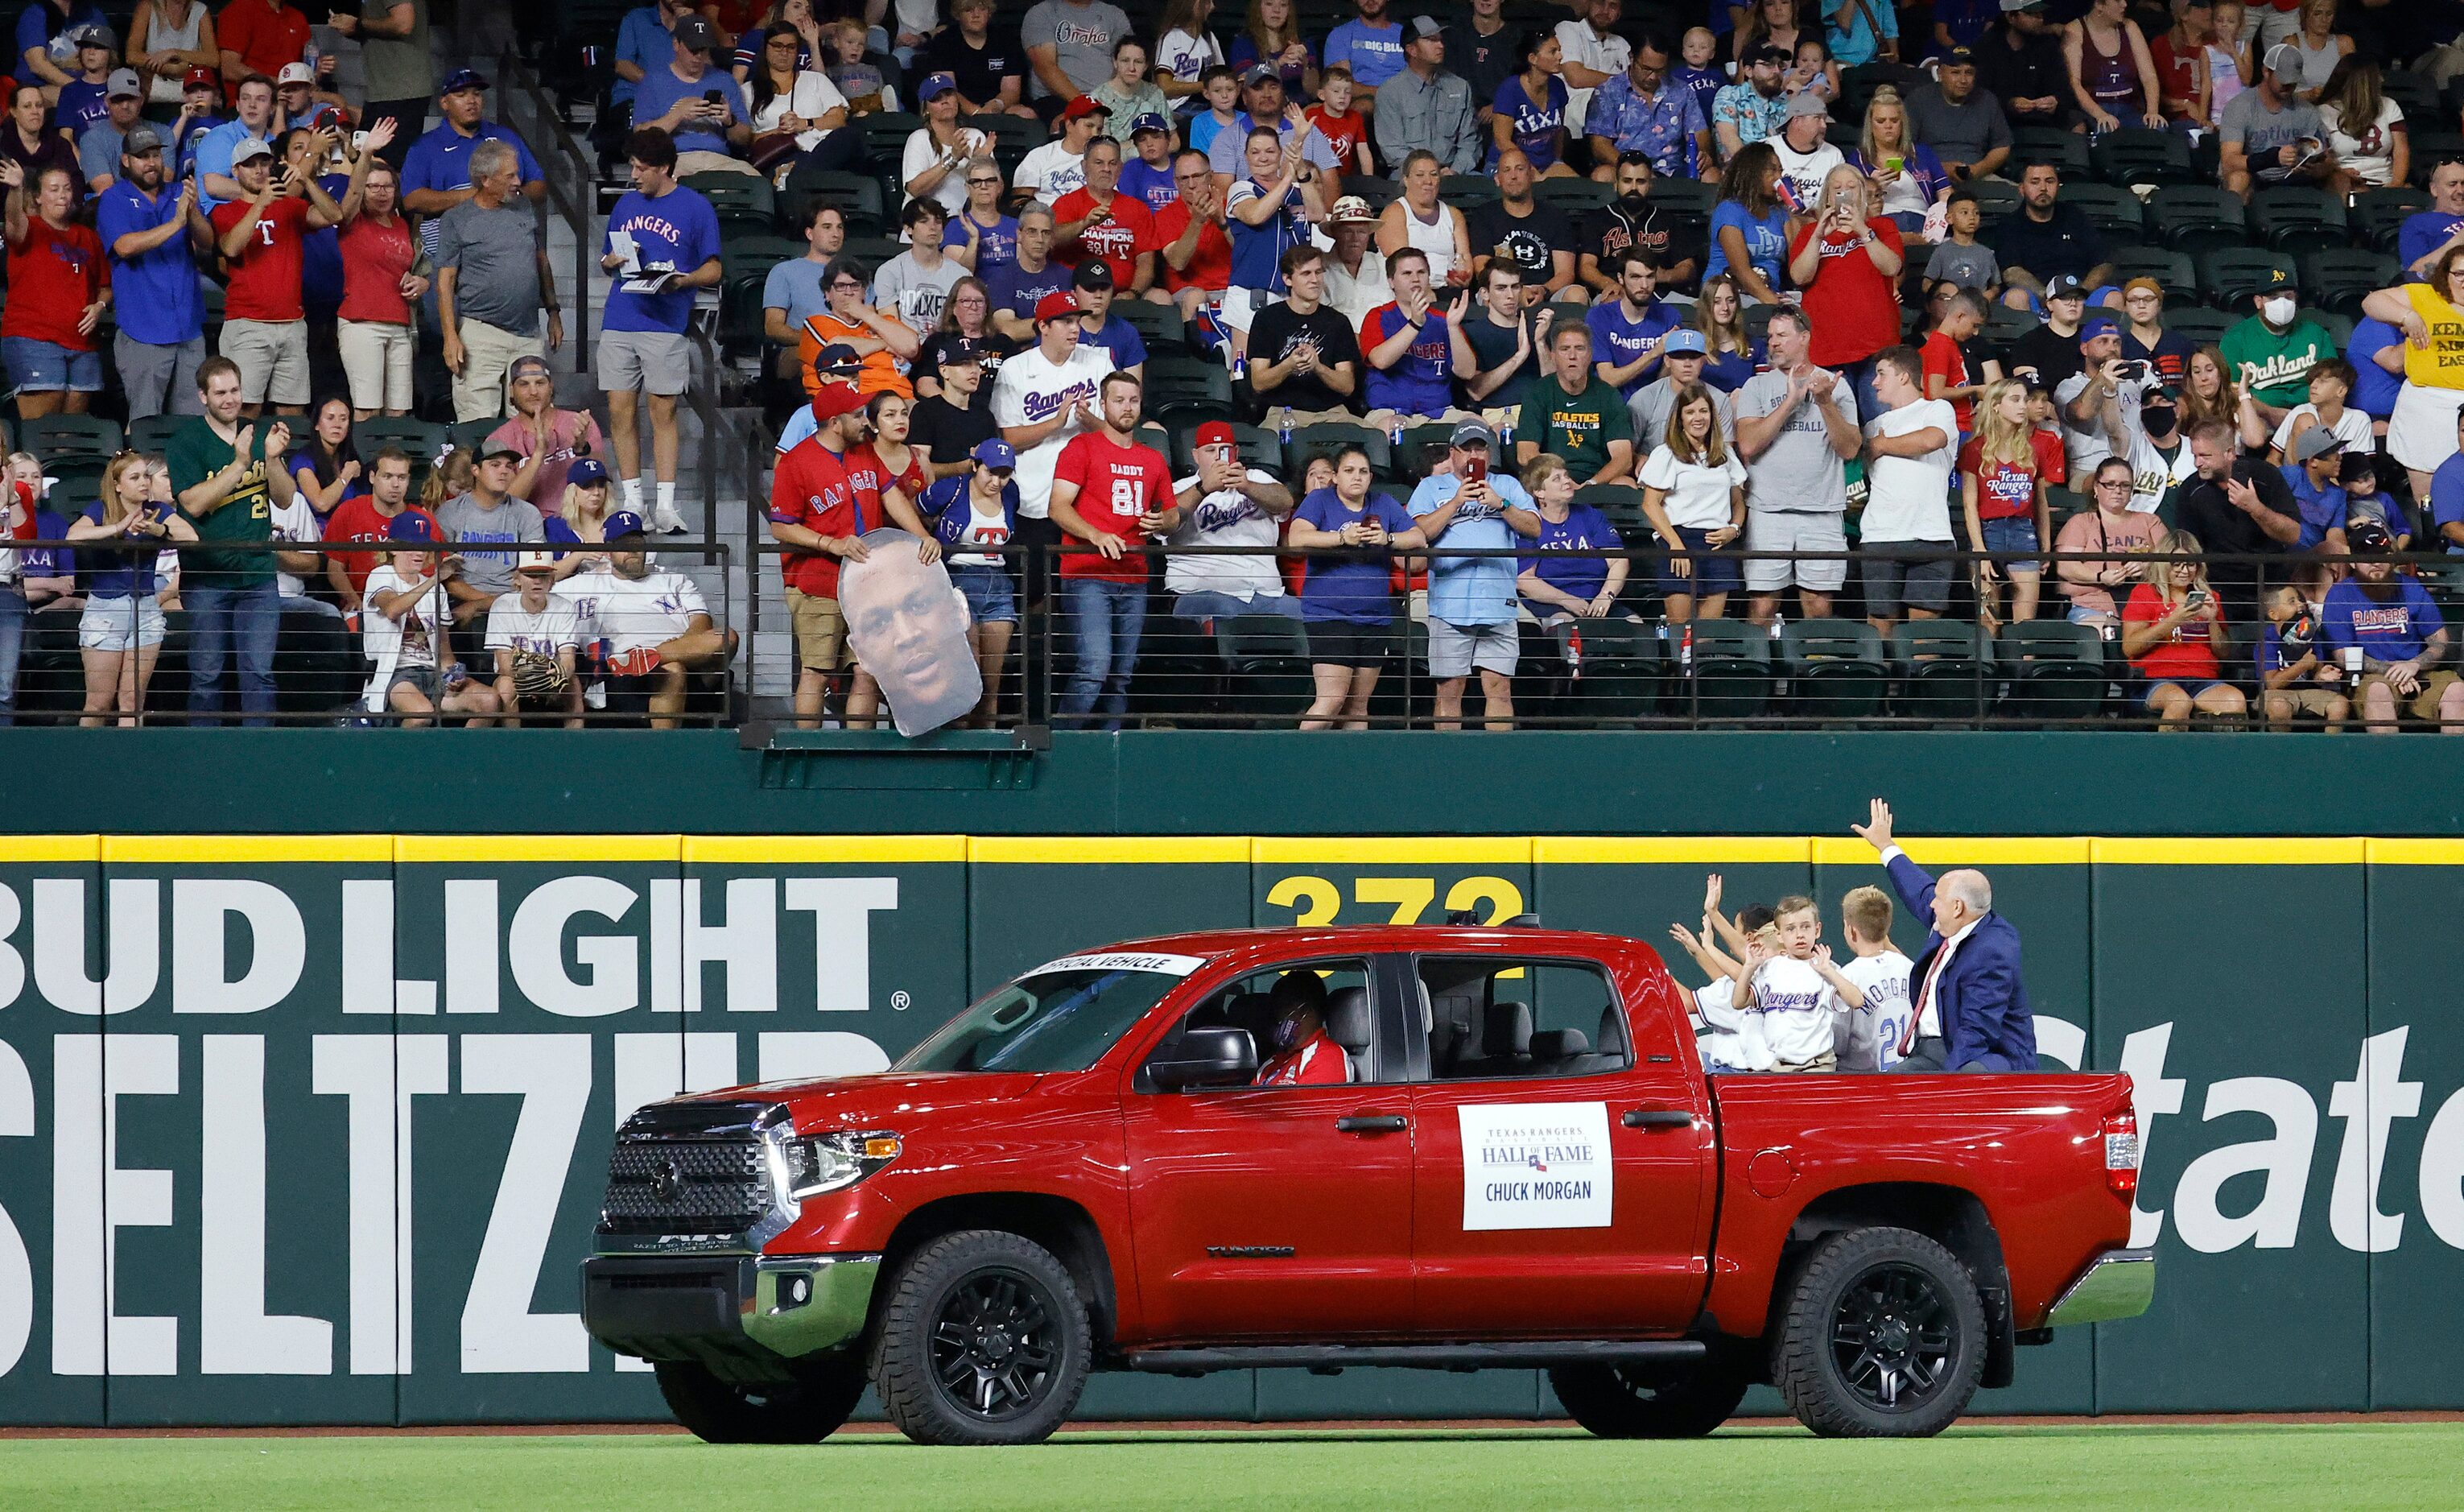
896, 967, 1188, 1073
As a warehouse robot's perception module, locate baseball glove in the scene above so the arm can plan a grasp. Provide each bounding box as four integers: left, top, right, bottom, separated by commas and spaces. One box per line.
512, 650, 570, 702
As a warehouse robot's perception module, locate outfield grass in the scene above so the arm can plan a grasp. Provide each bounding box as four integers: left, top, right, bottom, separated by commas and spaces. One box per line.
3, 1422, 2455, 1511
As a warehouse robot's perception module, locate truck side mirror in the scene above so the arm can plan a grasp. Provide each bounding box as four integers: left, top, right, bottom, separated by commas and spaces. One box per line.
1145, 1026, 1259, 1091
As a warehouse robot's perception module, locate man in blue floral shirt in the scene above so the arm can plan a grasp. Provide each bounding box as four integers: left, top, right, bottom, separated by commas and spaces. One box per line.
1583, 37, 1715, 182
1711, 43, 1791, 163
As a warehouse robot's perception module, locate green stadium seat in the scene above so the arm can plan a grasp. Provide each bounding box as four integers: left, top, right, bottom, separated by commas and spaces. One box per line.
2196, 248, 2297, 310
20, 414, 120, 461
2090, 127, 2197, 187
2103, 246, 2196, 307
125, 414, 184, 457
2164, 307, 2236, 347
2299, 249, 2399, 316
1284, 421, 1386, 480
2008, 126, 2088, 178
2248, 187, 2349, 254
1892, 620, 1992, 720
2355, 186, 2429, 255
1540, 615, 1665, 726
1674, 618, 1772, 721
1213, 613, 1315, 714
1781, 618, 1888, 720
1998, 620, 2107, 723
2148, 187, 2248, 254
2057, 181, 2144, 240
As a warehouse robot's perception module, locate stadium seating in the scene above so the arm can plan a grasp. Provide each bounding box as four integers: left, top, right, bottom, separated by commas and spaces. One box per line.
1997, 621, 2108, 723
1892, 621, 1993, 720
1781, 618, 1888, 720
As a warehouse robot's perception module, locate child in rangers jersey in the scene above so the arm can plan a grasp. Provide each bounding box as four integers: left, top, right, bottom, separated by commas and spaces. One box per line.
1666, 891, 1778, 1074
913, 437, 1023, 728
485, 550, 584, 726
1815, 883, 1916, 1072
1738, 894, 1839, 1072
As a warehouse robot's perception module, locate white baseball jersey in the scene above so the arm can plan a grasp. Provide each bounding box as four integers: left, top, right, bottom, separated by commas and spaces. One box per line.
1692, 977, 1773, 1072
990, 345, 1112, 519
1748, 955, 1838, 1068
1011, 141, 1087, 204
579, 569, 708, 671
485, 597, 583, 656
1839, 948, 1915, 1072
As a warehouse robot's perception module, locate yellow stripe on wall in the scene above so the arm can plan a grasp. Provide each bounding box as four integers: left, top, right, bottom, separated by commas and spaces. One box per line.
101, 835, 394, 864
968, 836, 1251, 865
1808, 837, 2094, 867
683, 836, 968, 865
1252, 837, 1536, 865
2364, 839, 2464, 866
2091, 837, 2367, 866
394, 835, 685, 864
1538, 837, 1812, 865
0, 836, 100, 862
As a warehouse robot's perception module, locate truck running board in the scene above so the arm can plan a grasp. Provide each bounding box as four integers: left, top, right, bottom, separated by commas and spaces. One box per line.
1117, 1341, 1709, 1376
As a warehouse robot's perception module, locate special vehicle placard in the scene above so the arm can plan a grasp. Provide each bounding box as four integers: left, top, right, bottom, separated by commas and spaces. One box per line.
1458, 1102, 1615, 1231
1028, 951, 1208, 977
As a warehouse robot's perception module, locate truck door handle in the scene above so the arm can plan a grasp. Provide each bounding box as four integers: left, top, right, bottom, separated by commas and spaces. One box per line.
1623, 1109, 1694, 1129
1335, 1114, 1409, 1134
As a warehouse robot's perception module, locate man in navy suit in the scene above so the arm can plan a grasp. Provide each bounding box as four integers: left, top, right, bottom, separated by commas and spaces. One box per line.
1851, 799, 2038, 1072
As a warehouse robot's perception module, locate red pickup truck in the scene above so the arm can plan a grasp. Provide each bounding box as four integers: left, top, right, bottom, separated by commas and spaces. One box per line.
582, 926, 2152, 1446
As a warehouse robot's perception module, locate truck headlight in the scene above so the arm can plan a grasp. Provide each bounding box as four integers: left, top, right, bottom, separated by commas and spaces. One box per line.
782, 1130, 902, 1199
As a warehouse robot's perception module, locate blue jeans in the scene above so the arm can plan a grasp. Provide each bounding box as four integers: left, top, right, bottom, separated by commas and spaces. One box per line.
0, 587, 24, 725
1060, 577, 1146, 728
184, 580, 281, 725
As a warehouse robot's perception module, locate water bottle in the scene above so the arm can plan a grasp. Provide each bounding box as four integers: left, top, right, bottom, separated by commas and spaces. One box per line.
1231, 353, 1248, 383
1769, 609, 1783, 642
1389, 417, 1404, 447
1275, 406, 1293, 446
1679, 623, 1694, 677
1566, 628, 1583, 681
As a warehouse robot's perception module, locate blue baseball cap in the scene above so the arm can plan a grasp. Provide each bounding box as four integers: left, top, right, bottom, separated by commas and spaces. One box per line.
387, 513, 439, 543
971, 439, 1017, 469
440, 68, 486, 95
604, 510, 648, 541
2078, 315, 2120, 345
1663, 328, 1708, 357
568, 457, 609, 487
918, 71, 957, 102
1129, 112, 1170, 138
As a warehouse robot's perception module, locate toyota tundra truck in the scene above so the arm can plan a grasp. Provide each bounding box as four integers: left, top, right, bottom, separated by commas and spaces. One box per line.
581, 926, 2152, 1445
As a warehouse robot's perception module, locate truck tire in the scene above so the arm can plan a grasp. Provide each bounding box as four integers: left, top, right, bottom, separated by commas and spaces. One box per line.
870, 1229, 1092, 1446
1549, 1357, 1751, 1439
654, 1357, 867, 1444
1772, 1225, 1987, 1438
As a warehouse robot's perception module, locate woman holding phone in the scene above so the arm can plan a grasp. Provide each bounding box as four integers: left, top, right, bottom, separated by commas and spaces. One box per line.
1846, 88, 1950, 237
1286, 444, 1430, 729
68, 452, 195, 726
1785, 164, 1904, 416
2121, 529, 2245, 728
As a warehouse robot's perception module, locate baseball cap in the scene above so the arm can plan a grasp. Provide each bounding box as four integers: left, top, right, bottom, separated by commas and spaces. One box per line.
1128, 111, 1170, 138
121, 124, 163, 156
1940, 45, 1975, 67
1071, 261, 1115, 292
603, 510, 649, 542
70, 23, 113, 48
970, 438, 1018, 469
509, 353, 553, 382
230, 138, 274, 165
1785, 91, 1828, 118
2338, 452, 2379, 487
2078, 314, 2119, 344
918, 71, 958, 102
1742, 42, 1788, 66
2264, 42, 2303, 86
2121, 276, 2163, 302
387, 514, 440, 544
1664, 327, 1709, 357
2045, 275, 2088, 302
674, 14, 719, 52
1329, 194, 1378, 224
1242, 64, 1279, 86
568, 457, 611, 487
813, 342, 863, 376
105, 68, 142, 100
2349, 518, 2393, 552
2292, 426, 2346, 464
2263, 265, 2293, 287
811, 384, 866, 420
1194, 420, 1238, 452
515, 549, 559, 574
1451, 418, 1496, 448
276, 61, 314, 87
1059, 93, 1112, 121
936, 336, 986, 366
1034, 290, 1083, 324
183, 66, 218, 90
475, 440, 525, 464
1406, 14, 1442, 40
440, 67, 487, 94
2000, 0, 2045, 12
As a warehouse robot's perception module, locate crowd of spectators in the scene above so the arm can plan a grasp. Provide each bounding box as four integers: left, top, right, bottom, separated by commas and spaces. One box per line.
741, 0, 2464, 733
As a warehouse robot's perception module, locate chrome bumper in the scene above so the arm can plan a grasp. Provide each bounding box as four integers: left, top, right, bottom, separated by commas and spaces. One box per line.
2044, 1247, 2157, 1328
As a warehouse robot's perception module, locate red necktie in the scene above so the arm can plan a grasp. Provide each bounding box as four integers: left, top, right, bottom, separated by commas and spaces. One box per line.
1903, 941, 1954, 1056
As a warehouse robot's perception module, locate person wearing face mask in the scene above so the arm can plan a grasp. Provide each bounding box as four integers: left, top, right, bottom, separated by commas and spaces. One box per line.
1255, 969, 1349, 1085
2123, 388, 2197, 525
2219, 271, 2337, 428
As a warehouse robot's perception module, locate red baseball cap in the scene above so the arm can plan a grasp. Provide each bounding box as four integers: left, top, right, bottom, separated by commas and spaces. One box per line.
183, 65, 218, 89
1033, 291, 1083, 324
1057, 94, 1111, 122
1194, 421, 1237, 452
811, 384, 865, 420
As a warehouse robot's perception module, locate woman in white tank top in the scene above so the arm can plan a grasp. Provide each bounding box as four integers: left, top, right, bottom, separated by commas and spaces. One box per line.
129, 0, 214, 105
1374, 151, 1471, 291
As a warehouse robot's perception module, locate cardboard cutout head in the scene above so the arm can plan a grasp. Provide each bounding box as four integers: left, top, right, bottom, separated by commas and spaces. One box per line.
840, 530, 982, 737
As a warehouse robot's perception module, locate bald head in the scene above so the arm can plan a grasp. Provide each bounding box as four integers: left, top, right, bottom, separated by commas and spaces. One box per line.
1935, 869, 1992, 932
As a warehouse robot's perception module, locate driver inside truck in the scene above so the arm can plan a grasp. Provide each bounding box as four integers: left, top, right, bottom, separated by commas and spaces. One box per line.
1255, 969, 1351, 1086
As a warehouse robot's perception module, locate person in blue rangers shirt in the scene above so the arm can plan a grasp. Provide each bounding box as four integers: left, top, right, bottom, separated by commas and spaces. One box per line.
399, 68, 545, 264
1585, 249, 1681, 400
1407, 418, 1542, 730
910, 438, 1022, 729
597, 126, 721, 535
2320, 518, 2464, 733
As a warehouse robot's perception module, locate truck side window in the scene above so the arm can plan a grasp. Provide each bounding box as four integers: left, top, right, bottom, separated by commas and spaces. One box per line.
1154, 959, 1380, 1086
1417, 958, 1630, 1081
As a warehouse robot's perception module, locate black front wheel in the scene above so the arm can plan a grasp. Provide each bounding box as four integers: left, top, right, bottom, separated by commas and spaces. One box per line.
871, 1229, 1092, 1446
1772, 1225, 1987, 1438
655, 1357, 867, 1444
1549, 1354, 1752, 1439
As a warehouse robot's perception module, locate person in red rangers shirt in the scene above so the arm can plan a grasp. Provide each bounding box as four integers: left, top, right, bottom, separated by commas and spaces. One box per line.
1049, 135, 1156, 295
208, 131, 374, 418
1256, 969, 1352, 1085
770, 383, 876, 728
0, 158, 109, 421
1049, 370, 1174, 726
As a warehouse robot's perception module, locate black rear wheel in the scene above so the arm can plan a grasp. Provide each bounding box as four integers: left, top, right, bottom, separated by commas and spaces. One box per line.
1772, 1225, 1986, 1438
1549, 1356, 1751, 1439
654, 1357, 867, 1444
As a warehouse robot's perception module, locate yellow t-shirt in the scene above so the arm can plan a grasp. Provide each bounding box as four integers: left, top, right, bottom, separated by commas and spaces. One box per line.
2400, 283, 2464, 390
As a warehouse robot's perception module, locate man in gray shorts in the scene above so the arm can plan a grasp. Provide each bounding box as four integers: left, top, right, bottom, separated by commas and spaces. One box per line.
1735, 305, 1859, 624
596, 126, 722, 534
436, 138, 559, 423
